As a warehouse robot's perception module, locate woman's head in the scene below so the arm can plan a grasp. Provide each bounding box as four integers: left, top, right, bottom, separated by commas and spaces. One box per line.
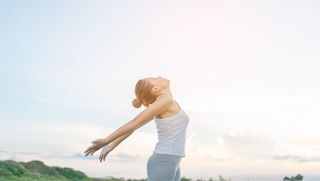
132, 76, 170, 108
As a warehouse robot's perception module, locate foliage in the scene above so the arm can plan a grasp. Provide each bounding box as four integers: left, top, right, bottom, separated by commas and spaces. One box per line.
181, 176, 193, 181
52, 166, 88, 180
21, 160, 60, 177
0, 160, 25, 177
0, 159, 84, 181
283, 174, 303, 181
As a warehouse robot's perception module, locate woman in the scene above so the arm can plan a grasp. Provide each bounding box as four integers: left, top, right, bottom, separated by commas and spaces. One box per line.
84, 76, 190, 181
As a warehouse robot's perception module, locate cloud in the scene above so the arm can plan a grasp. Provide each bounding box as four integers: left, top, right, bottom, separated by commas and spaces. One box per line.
0, 149, 49, 159
69, 153, 95, 159
273, 155, 320, 163
115, 153, 140, 160
222, 131, 276, 159
222, 133, 320, 163
272, 137, 320, 163
0, 149, 144, 163
67, 152, 142, 162
288, 137, 320, 146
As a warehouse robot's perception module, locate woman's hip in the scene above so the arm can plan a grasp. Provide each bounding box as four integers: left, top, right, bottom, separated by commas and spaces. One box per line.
147, 152, 183, 165
147, 152, 182, 181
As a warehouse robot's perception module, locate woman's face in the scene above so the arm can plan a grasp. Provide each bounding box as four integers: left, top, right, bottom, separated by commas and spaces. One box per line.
146, 76, 170, 90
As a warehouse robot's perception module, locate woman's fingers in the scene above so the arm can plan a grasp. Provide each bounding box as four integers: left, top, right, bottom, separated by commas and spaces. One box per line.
99, 152, 109, 162
85, 148, 95, 156
85, 150, 94, 156
84, 147, 94, 156
103, 152, 108, 161
84, 144, 96, 154
84, 147, 91, 154
99, 152, 105, 162
84, 144, 100, 156
91, 148, 99, 156
84, 148, 92, 156
84, 141, 108, 161
99, 154, 103, 162
85, 149, 98, 157
84, 138, 106, 155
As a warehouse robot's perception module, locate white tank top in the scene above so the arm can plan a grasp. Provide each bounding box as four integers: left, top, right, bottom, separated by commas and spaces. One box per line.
153, 100, 190, 157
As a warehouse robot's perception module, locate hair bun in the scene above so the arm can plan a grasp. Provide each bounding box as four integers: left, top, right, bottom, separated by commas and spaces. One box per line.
132, 98, 142, 108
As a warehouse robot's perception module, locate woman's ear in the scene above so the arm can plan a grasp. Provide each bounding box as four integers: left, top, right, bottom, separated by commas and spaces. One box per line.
151, 86, 160, 94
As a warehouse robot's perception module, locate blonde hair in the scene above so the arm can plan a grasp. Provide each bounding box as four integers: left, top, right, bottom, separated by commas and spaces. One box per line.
132, 78, 157, 108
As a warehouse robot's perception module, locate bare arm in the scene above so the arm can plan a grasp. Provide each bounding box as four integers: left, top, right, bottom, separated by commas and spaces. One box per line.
84, 95, 172, 157
109, 130, 135, 150
103, 95, 172, 145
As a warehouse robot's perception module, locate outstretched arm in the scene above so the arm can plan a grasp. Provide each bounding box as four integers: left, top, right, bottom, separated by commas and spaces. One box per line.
109, 130, 135, 150
102, 96, 172, 145
98, 130, 135, 162
84, 95, 172, 156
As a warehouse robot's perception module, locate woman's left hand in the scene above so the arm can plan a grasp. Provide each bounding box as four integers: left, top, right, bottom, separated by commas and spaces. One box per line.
84, 138, 107, 156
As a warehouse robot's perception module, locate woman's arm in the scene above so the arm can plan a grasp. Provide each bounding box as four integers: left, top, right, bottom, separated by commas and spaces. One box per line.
109, 130, 135, 150
84, 95, 172, 157
103, 95, 172, 145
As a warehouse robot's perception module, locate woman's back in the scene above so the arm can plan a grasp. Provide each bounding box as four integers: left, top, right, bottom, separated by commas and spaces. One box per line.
153, 100, 190, 157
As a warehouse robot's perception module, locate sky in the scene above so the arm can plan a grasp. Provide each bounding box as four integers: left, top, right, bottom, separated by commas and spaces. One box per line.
1, 0, 320, 181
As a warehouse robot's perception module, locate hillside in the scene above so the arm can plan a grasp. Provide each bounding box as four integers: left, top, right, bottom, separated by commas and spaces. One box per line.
0, 159, 146, 181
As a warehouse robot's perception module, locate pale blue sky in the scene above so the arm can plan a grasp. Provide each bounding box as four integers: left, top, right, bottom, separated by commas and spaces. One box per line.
1, 0, 320, 180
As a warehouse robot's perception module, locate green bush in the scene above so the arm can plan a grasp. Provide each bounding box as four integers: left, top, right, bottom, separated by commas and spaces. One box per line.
21, 160, 60, 177
0, 161, 25, 177
52, 166, 88, 180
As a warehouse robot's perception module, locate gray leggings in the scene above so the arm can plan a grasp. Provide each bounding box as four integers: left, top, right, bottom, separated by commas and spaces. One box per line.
147, 152, 183, 181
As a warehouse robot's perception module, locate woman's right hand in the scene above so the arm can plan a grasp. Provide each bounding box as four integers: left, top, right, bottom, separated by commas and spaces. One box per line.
99, 144, 114, 162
